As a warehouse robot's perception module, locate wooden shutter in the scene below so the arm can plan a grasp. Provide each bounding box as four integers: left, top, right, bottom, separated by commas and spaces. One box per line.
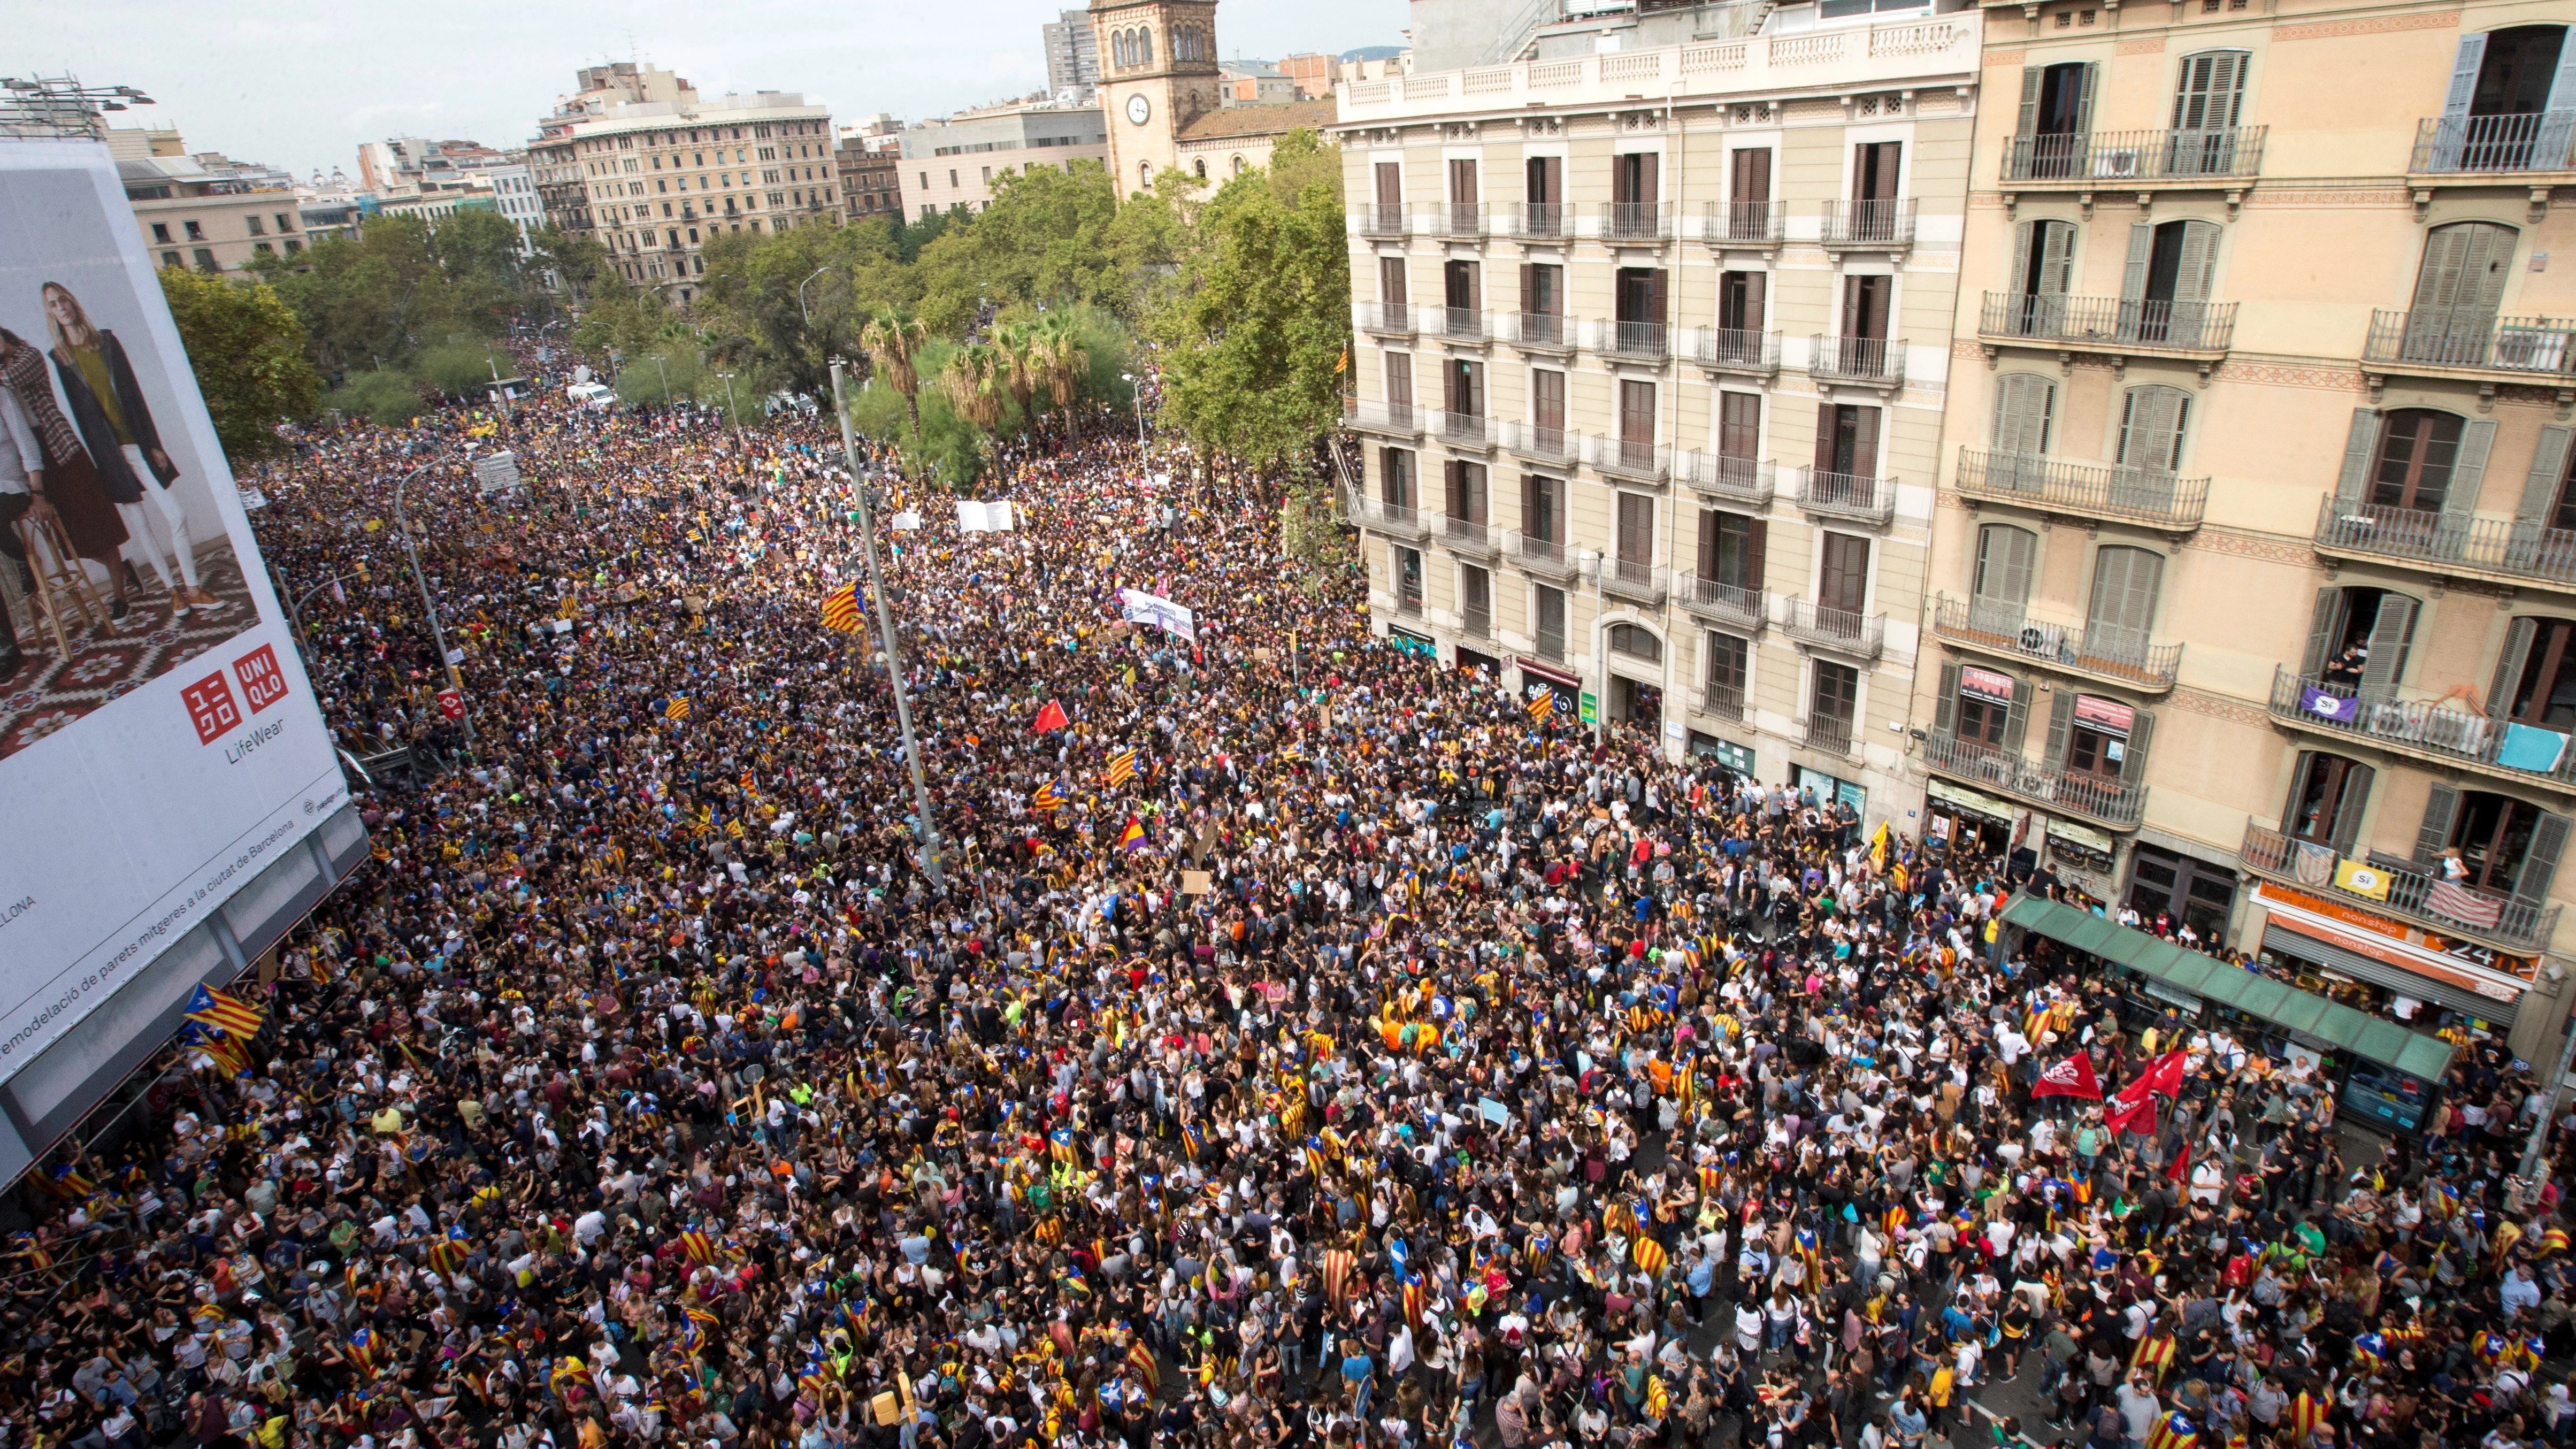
1851, 407, 1881, 478
2412, 221, 2518, 317
1720, 392, 1760, 460
2441, 35, 2488, 122
1533, 369, 1564, 433
1638, 151, 1659, 206
1462, 262, 1482, 313
1448, 158, 1477, 205
2444, 417, 2498, 528
2414, 781, 2463, 865
1732, 148, 1770, 209
2016, 66, 2044, 140
1385, 350, 1412, 406
2117, 387, 2190, 472
1745, 517, 1767, 589
2302, 588, 2341, 678
2172, 220, 2221, 306
1991, 373, 2056, 457
1519, 263, 1536, 317
1858, 142, 1900, 202
2518, 425, 2574, 526
2514, 810, 2572, 907
1375, 161, 1401, 208
1381, 256, 1407, 306
2328, 762, 2373, 855
1974, 524, 2037, 609
1444, 359, 1461, 415
2494, 616, 2539, 717
1935, 661, 1961, 737
2010, 221, 2035, 296
2075, 62, 2098, 137
1820, 533, 1869, 612
2171, 52, 2247, 132
1734, 271, 1767, 331
2004, 677, 2036, 755
1646, 269, 1668, 327
2333, 408, 2382, 505
1525, 156, 1554, 203
1698, 509, 1720, 580
2038, 221, 2074, 297
1840, 275, 1889, 341
2119, 711, 2155, 788
2040, 689, 2077, 773
1617, 493, 1653, 564
1814, 402, 1838, 476
1620, 379, 1655, 444
2120, 223, 2155, 304
2359, 593, 2419, 697
2087, 547, 2164, 647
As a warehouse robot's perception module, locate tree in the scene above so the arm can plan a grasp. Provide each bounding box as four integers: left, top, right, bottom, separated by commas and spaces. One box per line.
1030, 312, 1090, 447
858, 311, 930, 439
155, 266, 321, 462
909, 163, 1135, 330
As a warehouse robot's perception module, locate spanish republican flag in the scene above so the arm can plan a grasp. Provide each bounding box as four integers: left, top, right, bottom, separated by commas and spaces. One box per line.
1117, 817, 1148, 852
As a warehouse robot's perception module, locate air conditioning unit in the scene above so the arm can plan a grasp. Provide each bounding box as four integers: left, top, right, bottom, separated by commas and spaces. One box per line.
2015, 620, 2066, 659
2097, 148, 2142, 178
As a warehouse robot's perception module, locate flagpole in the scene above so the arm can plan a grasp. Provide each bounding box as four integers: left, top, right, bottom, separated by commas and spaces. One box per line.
831, 361, 947, 894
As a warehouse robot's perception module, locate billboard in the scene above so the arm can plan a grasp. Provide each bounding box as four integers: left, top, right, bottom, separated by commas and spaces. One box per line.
0, 139, 352, 1123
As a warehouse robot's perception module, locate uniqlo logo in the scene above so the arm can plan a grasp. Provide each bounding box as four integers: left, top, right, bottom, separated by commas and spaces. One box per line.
233, 644, 289, 715
182, 672, 241, 745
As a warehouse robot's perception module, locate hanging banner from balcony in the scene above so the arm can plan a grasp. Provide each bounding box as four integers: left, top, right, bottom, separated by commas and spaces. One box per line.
2332, 858, 2393, 900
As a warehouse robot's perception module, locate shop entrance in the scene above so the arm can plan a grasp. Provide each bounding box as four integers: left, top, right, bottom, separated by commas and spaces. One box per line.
1613, 674, 1662, 729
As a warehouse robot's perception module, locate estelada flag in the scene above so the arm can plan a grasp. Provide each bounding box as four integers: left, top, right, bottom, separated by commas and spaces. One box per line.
1033, 699, 1070, 733
2031, 1053, 2103, 1100
186, 984, 265, 1039
1032, 781, 1066, 812
819, 582, 863, 634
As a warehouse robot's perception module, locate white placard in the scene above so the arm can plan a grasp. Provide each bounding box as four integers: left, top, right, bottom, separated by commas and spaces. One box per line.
1118, 587, 1197, 641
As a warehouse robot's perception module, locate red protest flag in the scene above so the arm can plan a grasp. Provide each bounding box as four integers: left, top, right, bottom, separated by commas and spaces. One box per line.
2140, 1048, 2189, 1099
2103, 1077, 2159, 1138
1032, 699, 1070, 733
2031, 1053, 2103, 1101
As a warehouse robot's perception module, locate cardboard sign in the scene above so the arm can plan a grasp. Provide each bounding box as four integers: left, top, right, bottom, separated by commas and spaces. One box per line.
1182, 871, 1213, 896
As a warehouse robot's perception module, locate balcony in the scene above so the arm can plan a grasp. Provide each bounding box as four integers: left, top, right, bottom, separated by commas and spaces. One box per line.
1342, 399, 1424, 440
1506, 531, 1581, 581
2264, 664, 2576, 796
1347, 492, 1431, 541
1693, 327, 1780, 379
1778, 598, 1885, 661
1805, 716, 1857, 756
1357, 302, 1414, 337
2000, 127, 2267, 188
1461, 604, 1493, 641
1701, 200, 1784, 251
1601, 557, 1667, 606
1698, 681, 1746, 722
2361, 310, 2576, 389
1605, 319, 1668, 362
1922, 730, 2147, 830
1443, 202, 1488, 239
1956, 448, 2209, 533
1678, 451, 1775, 508
1795, 467, 1897, 527
1396, 591, 1425, 618
1677, 577, 1767, 633
1435, 411, 1495, 450
1820, 199, 1915, 252
1499, 420, 1575, 467
2311, 497, 2576, 595
2409, 114, 2576, 177
2242, 822, 2559, 955
1433, 306, 1485, 344
1810, 333, 1906, 388
1584, 434, 1670, 485
1599, 201, 1674, 243
1977, 293, 2237, 359
1499, 311, 1578, 355
1361, 204, 1409, 237
1930, 595, 2182, 693
1439, 516, 1499, 560
1499, 202, 1568, 241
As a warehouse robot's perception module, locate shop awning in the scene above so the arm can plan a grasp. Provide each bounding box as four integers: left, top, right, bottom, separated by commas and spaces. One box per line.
2000, 894, 2456, 1082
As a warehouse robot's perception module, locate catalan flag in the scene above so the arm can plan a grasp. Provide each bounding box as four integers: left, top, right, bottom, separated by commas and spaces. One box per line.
1528, 689, 1554, 723
1321, 1247, 1355, 1308
820, 582, 864, 634
680, 1229, 717, 1266
665, 696, 691, 722
1032, 780, 1067, 812
1117, 817, 1147, 853
1632, 1236, 1669, 1277
1104, 747, 1138, 787
1127, 1337, 1161, 1396
186, 983, 265, 1039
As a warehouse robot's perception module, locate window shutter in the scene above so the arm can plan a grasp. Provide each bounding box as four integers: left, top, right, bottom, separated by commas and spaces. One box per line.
2010, 221, 2035, 296
2041, 688, 2076, 773
2118, 710, 2153, 788
2359, 592, 2419, 698
2004, 676, 2036, 754
1464, 263, 1482, 313
2333, 408, 2382, 505
1520, 263, 1535, 317
1935, 661, 1960, 737
2518, 425, 2573, 526
2414, 781, 2462, 865
2074, 62, 2099, 138
2302, 587, 2340, 678
1852, 407, 1881, 478
2120, 223, 2154, 304
2494, 616, 2539, 717
1698, 509, 1720, 580
2329, 763, 2372, 856
1743, 270, 1767, 329
2514, 810, 2572, 907
2173, 220, 2220, 306
1376, 161, 1401, 208
1814, 402, 1838, 477
2117, 386, 2190, 473
1639, 151, 1660, 206
2444, 417, 2498, 531
1648, 269, 1668, 327
2016, 66, 2043, 137
2441, 35, 2488, 122
1991, 374, 2055, 458
2039, 221, 2075, 297
1449, 158, 1476, 205
1746, 517, 1767, 587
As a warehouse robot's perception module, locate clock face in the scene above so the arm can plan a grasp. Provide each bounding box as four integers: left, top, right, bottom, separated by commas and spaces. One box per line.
1127, 93, 1153, 126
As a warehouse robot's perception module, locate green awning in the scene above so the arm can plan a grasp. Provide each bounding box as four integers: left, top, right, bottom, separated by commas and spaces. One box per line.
1998, 893, 2455, 1081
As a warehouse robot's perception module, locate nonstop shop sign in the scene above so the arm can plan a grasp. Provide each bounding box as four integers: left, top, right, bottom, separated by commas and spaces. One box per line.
0, 139, 344, 1082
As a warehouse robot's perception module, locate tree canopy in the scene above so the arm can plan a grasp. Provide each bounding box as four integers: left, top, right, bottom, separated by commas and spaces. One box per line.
156, 266, 323, 462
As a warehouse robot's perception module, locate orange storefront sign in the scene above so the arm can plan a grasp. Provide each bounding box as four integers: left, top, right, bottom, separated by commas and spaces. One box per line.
2252, 881, 2535, 1000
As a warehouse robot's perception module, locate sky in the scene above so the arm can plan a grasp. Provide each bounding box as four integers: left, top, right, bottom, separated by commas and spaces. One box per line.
17, 0, 1410, 181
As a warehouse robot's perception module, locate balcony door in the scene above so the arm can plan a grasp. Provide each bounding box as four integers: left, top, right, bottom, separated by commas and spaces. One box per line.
1618, 380, 1656, 469
2423, 785, 2568, 904
1819, 532, 1870, 617
1519, 262, 1562, 336
1971, 523, 2037, 618
1989, 373, 2056, 493
2084, 545, 2164, 663
2169, 51, 2250, 174
1446, 459, 1486, 526
1718, 270, 1766, 354
2435, 27, 2576, 168
1615, 267, 1667, 354
2015, 62, 2096, 178
1444, 259, 1481, 335
1728, 148, 1771, 238
2402, 221, 2518, 364
2302, 584, 2421, 697
2120, 219, 2220, 344
1814, 403, 1880, 485
1531, 368, 1566, 448
2007, 219, 2073, 335
2114, 385, 2191, 513
1379, 447, 1414, 510
2370, 408, 2467, 518
1522, 473, 1561, 547
1850, 141, 1901, 237
1698, 509, 1766, 592
2494, 616, 2576, 730
2286, 752, 2374, 853
1378, 256, 1408, 311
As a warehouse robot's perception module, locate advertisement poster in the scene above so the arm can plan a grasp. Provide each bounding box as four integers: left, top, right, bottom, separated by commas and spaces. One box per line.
0, 139, 344, 1081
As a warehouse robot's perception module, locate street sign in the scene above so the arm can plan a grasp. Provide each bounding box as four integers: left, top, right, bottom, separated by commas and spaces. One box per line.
473, 450, 521, 497
435, 689, 466, 721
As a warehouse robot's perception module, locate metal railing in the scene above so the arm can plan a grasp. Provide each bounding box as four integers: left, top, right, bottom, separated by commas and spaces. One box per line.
1346, 492, 1430, 538
1343, 399, 1424, 436
1462, 605, 1492, 639
1931, 595, 2183, 691
2411, 113, 2576, 174
1600, 201, 1674, 241
1694, 327, 1780, 374
2312, 496, 2576, 589
1440, 306, 1486, 342
1956, 448, 2210, 531
1584, 434, 1670, 482
1809, 333, 1906, 386
2266, 663, 2576, 790
1923, 731, 2146, 829
2000, 126, 2268, 184
1396, 591, 1425, 616
1437, 410, 1494, 447
1680, 451, 1775, 507
1500, 420, 1575, 465
1699, 681, 1746, 722
2363, 310, 2576, 377
1778, 598, 1885, 658
1601, 557, 1666, 604
1796, 467, 1897, 525
1703, 199, 1784, 246
1445, 202, 1489, 237
1362, 204, 1409, 236
1678, 577, 1767, 632
1440, 516, 1498, 557
1820, 198, 1915, 248
1805, 716, 1856, 755
1504, 311, 1575, 349
1511, 531, 1580, 578
1606, 319, 1668, 359
1502, 201, 1568, 240
2242, 821, 2559, 953
1535, 625, 1567, 663
1978, 293, 2237, 352
1356, 302, 1414, 335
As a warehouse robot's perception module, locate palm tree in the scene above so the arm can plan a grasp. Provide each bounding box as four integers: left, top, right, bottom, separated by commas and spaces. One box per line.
940, 344, 1008, 433
858, 310, 929, 439
992, 323, 1038, 435
1033, 315, 1091, 448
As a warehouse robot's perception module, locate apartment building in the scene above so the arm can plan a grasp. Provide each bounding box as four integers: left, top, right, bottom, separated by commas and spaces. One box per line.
836, 133, 907, 220
109, 127, 301, 275
1920, 0, 2576, 1066
901, 102, 1110, 217
1331, 0, 1982, 819
558, 86, 838, 302
1045, 9, 1105, 96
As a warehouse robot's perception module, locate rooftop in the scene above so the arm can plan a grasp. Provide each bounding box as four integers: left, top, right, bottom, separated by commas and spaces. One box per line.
1178, 96, 1339, 143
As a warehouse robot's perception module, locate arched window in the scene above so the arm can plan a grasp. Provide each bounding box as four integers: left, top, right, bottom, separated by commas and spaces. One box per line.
1193, 158, 1207, 179
1139, 26, 1154, 64
1608, 623, 1661, 662
2169, 51, 2251, 175
1971, 524, 2037, 613
2006, 219, 2073, 331
2116, 385, 2191, 473
1138, 160, 1151, 190
1111, 32, 1126, 67
1231, 155, 1247, 175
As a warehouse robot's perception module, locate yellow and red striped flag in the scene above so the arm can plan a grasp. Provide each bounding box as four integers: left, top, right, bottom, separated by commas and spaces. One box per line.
820, 582, 863, 634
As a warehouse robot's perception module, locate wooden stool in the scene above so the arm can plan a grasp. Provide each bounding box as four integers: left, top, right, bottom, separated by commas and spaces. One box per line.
12, 510, 106, 662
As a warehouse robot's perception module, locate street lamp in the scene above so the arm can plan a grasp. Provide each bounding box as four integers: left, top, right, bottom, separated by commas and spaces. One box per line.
718, 370, 743, 440
391, 449, 476, 744
1120, 371, 1146, 449
799, 265, 841, 326
653, 354, 670, 406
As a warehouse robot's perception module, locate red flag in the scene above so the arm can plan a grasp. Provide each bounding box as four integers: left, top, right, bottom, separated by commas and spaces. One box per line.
1032, 699, 1070, 733
2165, 1143, 2190, 1182
2103, 1074, 2159, 1138
2031, 1053, 2103, 1101
2139, 1049, 2189, 1099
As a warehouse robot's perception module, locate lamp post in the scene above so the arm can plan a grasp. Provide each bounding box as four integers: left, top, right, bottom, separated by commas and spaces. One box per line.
799, 265, 840, 326
1120, 371, 1146, 449
392, 449, 476, 743
718, 371, 743, 440
652, 354, 670, 407
829, 357, 945, 893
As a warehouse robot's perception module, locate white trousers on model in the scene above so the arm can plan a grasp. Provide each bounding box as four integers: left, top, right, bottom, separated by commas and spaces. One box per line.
114, 443, 196, 590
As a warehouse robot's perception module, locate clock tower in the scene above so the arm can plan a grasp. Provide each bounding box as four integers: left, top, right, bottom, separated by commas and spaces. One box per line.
1091, 0, 1221, 197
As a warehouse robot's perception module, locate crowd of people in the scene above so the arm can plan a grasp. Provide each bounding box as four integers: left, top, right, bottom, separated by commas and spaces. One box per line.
3, 356, 2572, 1449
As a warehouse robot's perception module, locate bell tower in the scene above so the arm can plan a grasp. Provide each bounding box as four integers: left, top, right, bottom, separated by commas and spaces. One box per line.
1091, 0, 1221, 197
